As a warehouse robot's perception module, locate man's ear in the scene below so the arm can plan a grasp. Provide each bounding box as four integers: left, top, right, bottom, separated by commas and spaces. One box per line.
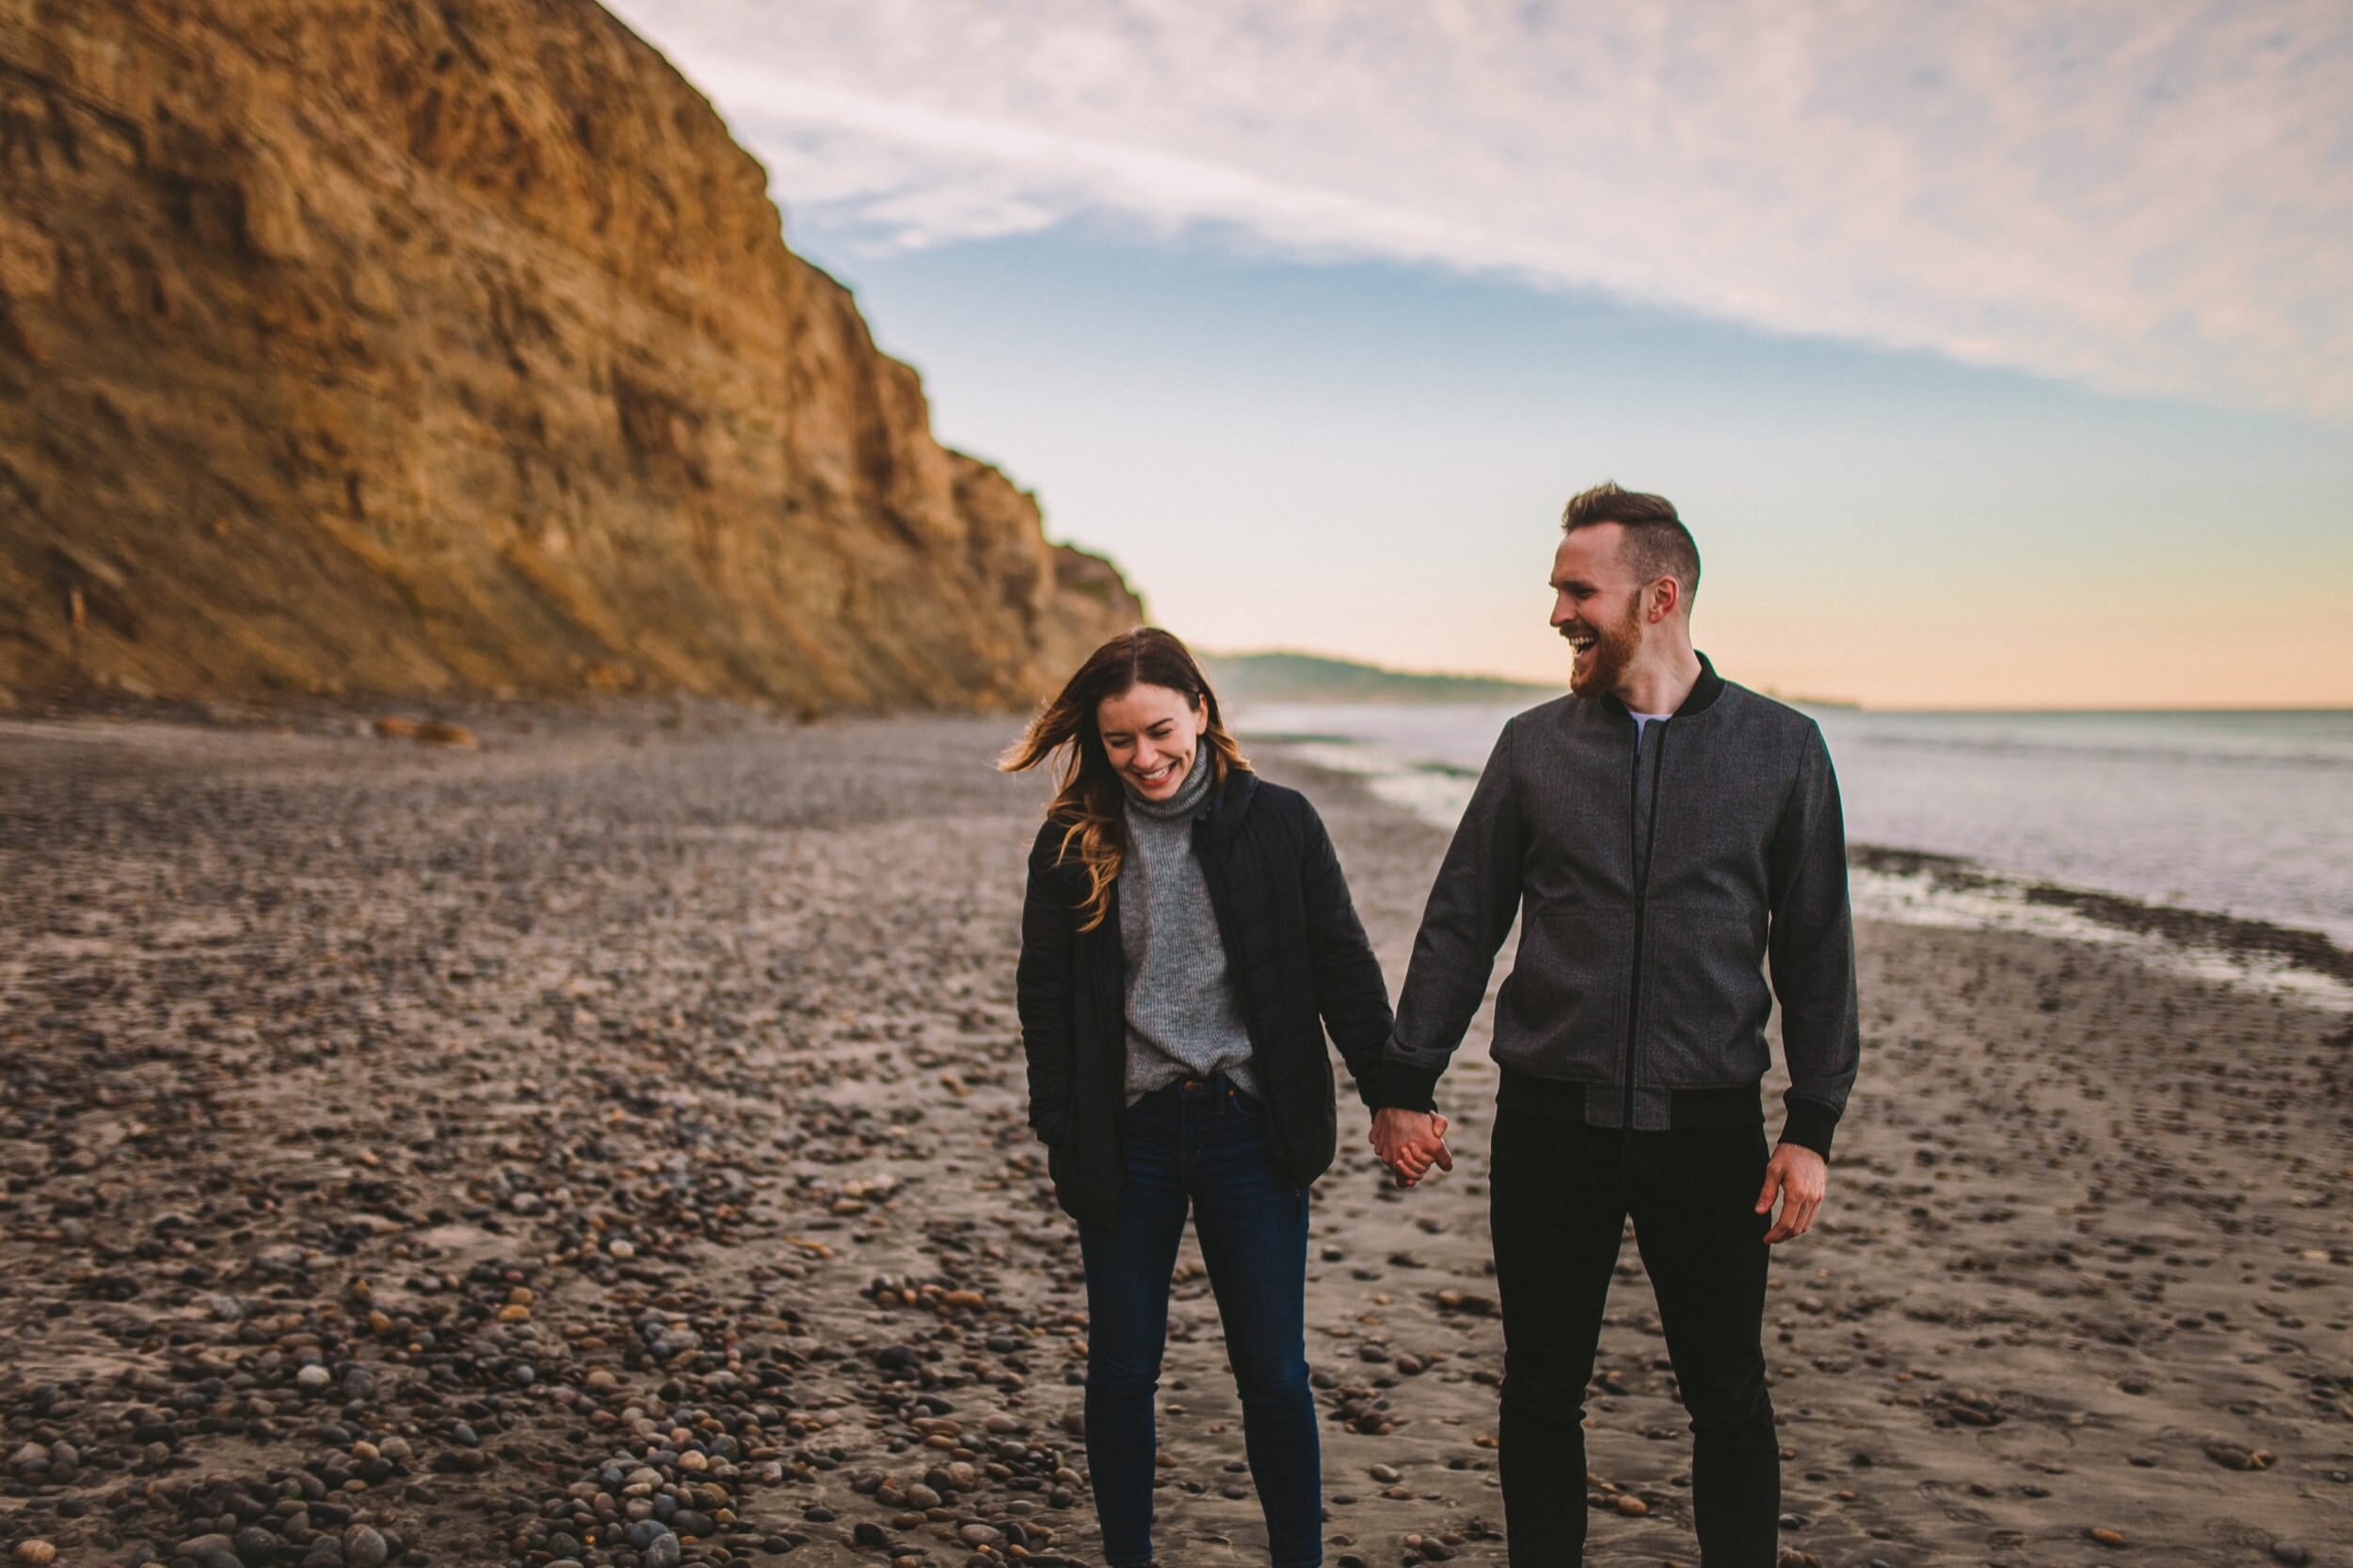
1648, 575, 1682, 623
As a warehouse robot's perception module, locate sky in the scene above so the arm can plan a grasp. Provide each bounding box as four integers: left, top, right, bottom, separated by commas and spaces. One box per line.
605, 0, 2353, 710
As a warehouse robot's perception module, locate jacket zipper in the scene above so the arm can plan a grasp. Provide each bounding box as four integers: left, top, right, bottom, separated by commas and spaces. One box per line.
1622, 720, 1669, 1130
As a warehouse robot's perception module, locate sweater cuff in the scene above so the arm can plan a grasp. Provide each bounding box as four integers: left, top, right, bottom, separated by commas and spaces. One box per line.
1356, 1061, 1441, 1113
1778, 1098, 1840, 1161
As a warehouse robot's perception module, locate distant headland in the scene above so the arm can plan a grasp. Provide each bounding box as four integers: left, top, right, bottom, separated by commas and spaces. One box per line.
1201, 649, 1862, 710
1201, 650, 1557, 705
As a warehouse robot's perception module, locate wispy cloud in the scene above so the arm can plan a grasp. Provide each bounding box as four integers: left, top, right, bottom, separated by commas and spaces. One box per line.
607, 0, 2353, 417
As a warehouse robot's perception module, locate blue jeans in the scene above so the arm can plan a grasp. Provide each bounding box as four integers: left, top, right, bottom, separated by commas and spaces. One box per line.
1078, 1075, 1321, 1568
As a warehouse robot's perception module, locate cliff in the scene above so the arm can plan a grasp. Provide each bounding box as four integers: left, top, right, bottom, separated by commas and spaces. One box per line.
0, 0, 1142, 712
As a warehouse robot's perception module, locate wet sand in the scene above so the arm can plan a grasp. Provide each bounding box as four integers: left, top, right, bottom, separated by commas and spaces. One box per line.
1, 710, 2347, 1568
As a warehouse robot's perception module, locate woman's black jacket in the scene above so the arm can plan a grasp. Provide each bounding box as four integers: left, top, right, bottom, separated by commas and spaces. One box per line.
1016, 768, 1396, 1228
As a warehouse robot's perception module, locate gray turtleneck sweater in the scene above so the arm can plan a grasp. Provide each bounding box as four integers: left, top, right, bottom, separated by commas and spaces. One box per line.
1119, 753, 1259, 1103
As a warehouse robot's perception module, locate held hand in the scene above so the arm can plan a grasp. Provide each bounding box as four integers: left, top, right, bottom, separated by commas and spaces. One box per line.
1369, 1108, 1453, 1189
1754, 1142, 1828, 1244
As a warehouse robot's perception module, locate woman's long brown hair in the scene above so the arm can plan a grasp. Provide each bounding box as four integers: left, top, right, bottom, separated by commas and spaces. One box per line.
1000, 628, 1251, 931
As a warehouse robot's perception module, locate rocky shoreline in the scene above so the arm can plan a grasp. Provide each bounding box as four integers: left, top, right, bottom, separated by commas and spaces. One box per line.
3, 709, 2348, 1568
1847, 845, 2353, 987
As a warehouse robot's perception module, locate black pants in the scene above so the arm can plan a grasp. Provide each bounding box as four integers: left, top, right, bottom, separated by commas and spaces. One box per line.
1489, 1104, 1778, 1567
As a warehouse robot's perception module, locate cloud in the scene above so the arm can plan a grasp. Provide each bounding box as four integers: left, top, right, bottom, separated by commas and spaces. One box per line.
606, 0, 2353, 417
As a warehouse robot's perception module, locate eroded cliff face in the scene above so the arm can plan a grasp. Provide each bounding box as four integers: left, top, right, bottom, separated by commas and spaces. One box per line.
0, 0, 1141, 711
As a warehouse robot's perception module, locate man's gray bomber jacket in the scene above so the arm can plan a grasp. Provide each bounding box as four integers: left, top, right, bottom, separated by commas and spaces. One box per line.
1369, 654, 1860, 1158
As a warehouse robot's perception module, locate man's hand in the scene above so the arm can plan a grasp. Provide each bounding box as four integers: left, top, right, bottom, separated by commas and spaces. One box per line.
1753, 1142, 1828, 1243
1369, 1108, 1452, 1188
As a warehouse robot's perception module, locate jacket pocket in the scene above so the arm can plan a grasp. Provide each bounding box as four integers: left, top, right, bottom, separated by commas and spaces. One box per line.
1492, 902, 1632, 1080
1253, 1041, 1335, 1190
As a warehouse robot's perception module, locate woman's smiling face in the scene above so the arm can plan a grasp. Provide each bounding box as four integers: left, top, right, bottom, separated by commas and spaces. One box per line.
1096, 682, 1209, 801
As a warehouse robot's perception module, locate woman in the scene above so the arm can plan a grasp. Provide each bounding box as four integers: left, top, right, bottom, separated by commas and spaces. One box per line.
1004, 628, 1397, 1568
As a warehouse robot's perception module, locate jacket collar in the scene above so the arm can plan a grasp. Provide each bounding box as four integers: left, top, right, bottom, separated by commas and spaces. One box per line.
1193, 762, 1259, 848
1599, 649, 1726, 721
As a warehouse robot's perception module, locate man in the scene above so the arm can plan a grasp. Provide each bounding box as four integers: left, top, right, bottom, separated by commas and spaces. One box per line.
1365, 482, 1860, 1567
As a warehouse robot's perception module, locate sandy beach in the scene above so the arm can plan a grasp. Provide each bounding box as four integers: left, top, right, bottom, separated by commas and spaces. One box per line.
2, 709, 2347, 1568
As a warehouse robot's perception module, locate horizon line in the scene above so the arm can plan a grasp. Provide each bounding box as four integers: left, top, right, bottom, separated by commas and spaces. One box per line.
1204, 648, 2352, 716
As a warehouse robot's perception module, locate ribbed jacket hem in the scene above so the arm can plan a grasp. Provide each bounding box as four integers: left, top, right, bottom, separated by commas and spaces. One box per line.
1497, 1070, 1763, 1129
1777, 1097, 1840, 1160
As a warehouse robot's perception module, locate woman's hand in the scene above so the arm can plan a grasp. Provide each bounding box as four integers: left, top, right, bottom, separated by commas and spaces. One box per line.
1369, 1108, 1452, 1188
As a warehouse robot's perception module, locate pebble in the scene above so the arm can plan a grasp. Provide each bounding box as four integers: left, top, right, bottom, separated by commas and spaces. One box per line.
413, 719, 477, 747
2270, 1544, 2311, 1567
343, 1524, 388, 1568
12, 1545, 56, 1567
2203, 1443, 2276, 1471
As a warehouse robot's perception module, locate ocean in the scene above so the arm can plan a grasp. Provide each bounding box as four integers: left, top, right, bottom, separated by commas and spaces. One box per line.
1233, 699, 2353, 978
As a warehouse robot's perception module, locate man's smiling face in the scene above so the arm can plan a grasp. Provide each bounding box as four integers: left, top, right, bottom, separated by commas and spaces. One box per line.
1550, 522, 1648, 699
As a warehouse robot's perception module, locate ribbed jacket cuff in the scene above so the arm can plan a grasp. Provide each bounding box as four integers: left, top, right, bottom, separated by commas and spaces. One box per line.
1778, 1099, 1840, 1161
1357, 1061, 1441, 1113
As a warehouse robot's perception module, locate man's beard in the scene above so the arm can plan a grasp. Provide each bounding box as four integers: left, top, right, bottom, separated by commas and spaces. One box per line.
1567, 600, 1642, 697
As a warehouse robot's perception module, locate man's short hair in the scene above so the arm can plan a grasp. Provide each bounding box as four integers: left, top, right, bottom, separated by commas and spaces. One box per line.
1561, 481, 1701, 607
